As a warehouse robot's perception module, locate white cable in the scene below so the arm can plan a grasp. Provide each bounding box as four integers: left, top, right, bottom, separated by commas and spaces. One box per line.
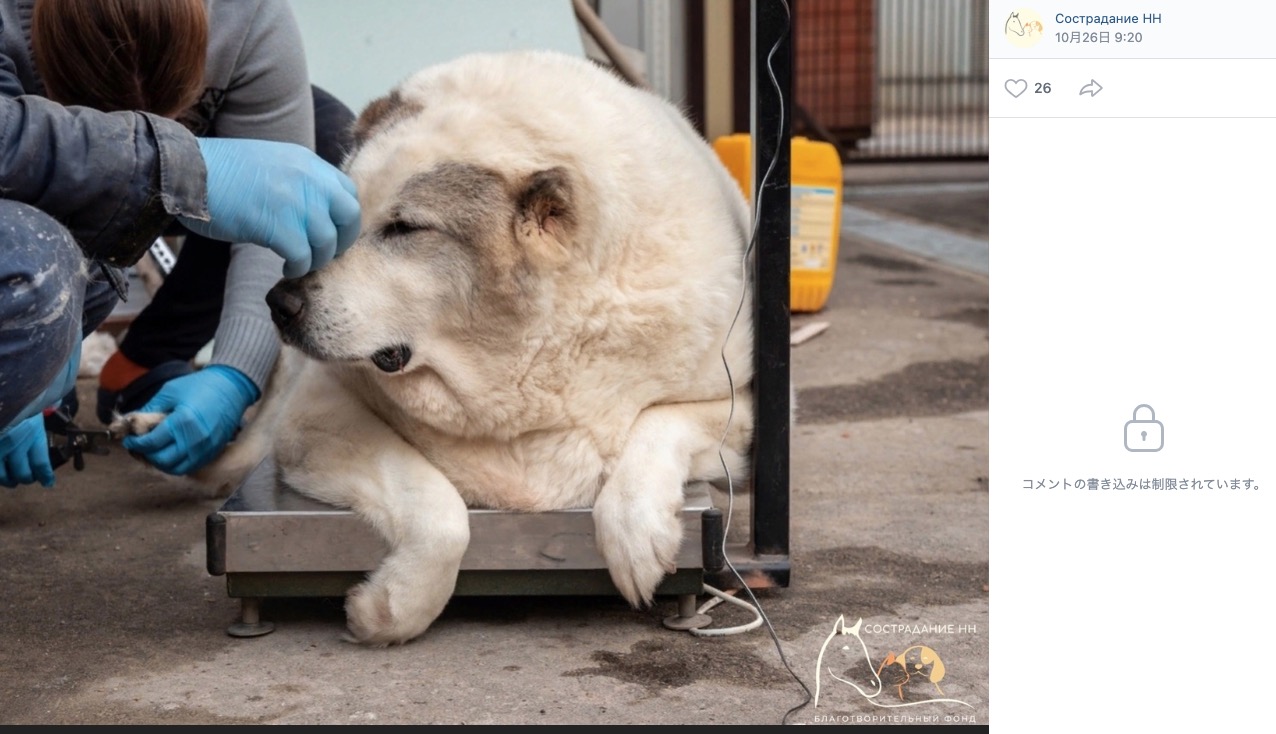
688, 584, 764, 637
703, 0, 814, 724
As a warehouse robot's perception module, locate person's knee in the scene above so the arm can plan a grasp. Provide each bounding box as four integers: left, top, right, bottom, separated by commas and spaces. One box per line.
0, 200, 86, 427
0, 200, 85, 331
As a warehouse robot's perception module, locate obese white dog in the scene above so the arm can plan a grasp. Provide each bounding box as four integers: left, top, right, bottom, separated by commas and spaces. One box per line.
124, 50, 755, 646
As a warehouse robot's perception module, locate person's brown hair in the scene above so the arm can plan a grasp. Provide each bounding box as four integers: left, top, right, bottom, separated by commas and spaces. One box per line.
31, 0, 208, 119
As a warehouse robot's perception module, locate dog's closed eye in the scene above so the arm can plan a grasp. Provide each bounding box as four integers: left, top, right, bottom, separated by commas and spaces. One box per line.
379, 220, 432, 238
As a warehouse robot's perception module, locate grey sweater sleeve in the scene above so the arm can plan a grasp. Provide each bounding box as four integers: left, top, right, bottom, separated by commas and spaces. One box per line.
206, 0, 316, 391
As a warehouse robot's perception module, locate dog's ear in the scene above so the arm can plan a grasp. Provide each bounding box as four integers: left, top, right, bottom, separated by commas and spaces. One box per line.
351, 90, 422, 151
515, 167, 575, 265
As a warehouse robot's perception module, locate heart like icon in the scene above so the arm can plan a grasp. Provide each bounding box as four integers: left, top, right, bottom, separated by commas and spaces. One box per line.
1004, 79, 1028, 98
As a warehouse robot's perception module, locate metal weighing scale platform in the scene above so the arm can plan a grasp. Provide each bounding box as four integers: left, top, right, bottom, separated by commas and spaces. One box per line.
207, 457, 718, 636
204, 0, 794, 637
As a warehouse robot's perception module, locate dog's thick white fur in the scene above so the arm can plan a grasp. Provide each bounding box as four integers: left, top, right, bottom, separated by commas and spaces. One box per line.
120, 50, 754, 646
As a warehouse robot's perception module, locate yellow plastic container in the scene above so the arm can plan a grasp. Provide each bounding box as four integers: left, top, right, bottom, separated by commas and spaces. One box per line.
712, 134, 843, 313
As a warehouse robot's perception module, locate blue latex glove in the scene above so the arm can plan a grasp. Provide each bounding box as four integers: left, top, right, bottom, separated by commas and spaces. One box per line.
122, 365, 261, 476
0, 414, 55, 488
178, 138, 362, 278
0, 336, 80, 487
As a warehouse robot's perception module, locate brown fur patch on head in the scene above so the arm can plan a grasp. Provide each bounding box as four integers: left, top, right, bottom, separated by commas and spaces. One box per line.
374, 163, 535, 330
351, 90, 423, 152
394, 163, 507, 249
515, 167, 575, 265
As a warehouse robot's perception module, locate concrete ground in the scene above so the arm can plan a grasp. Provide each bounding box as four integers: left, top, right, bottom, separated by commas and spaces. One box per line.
0, 163, 989, 726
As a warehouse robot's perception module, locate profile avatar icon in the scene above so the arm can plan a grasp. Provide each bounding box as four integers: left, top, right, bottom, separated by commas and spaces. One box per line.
1005, 8, 1045, 48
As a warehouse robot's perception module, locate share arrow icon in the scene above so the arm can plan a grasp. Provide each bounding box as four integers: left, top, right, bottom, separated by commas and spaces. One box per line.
1079, 79, 1103, 97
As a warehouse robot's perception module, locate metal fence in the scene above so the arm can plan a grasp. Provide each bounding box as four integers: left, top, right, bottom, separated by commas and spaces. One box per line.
794, 0, 989, 161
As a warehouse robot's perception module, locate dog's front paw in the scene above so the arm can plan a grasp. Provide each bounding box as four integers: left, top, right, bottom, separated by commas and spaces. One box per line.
342, 562, 457, 646
107, 411, 166, 438
343, 580, 412, 647
594, 490, 683, 608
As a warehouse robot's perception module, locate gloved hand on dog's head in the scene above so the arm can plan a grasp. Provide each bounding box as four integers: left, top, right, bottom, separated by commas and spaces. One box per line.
179, 138, 362, 278
122, 365, 260, 476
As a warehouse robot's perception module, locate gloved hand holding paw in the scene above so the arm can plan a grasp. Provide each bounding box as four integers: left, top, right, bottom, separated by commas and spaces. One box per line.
122, 365, 260, 476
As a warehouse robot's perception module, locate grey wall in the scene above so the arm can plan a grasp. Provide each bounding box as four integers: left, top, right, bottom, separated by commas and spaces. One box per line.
289, 0, 585, 116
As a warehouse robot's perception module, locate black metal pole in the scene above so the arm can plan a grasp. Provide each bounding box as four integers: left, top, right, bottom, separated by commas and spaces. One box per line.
750, 0, 791, 562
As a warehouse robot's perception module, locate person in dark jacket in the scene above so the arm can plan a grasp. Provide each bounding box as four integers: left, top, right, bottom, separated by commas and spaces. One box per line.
0, 89, 361, 487
4, 0, 360, 480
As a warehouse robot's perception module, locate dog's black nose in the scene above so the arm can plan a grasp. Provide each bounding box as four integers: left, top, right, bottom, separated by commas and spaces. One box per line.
266, 281, 306, 327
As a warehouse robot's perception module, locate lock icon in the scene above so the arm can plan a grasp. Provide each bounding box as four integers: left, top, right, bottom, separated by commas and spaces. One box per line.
1124, 404, 1164, 452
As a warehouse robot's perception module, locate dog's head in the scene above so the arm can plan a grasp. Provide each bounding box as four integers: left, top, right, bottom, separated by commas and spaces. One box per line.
266, 57, 589, 382
266, 51, 751, 435
266, 161, 575, 372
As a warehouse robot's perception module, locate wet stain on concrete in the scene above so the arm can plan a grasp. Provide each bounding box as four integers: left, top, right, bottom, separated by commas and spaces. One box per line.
843, 253, 927, 273
933, 307, 988, 330
756, 545, 989, 640
564, 637, 791, 692
559, 545, 987, 690
796, 356, 988, 424
874, 278, 937, 287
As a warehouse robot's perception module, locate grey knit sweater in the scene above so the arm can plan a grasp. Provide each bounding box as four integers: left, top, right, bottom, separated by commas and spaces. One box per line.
0, 0, 315, 391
